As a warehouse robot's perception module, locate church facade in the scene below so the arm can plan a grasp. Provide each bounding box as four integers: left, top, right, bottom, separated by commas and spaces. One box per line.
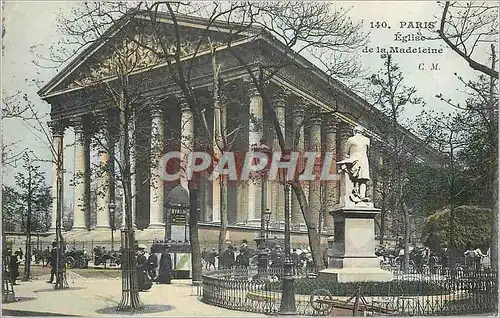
37, 12, 440, 240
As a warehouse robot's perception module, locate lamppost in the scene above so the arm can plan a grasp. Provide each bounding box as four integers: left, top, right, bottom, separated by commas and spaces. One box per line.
278, 151, 297, 315
109, 201, 116, 251
264, 208, 272, 242
253, 139, 272, 280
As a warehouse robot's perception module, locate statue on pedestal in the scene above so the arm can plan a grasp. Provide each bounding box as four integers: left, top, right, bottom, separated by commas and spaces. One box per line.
337, 125, 371, 204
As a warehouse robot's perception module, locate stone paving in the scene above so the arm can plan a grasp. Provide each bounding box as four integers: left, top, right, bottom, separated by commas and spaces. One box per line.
3, 274, 264, 317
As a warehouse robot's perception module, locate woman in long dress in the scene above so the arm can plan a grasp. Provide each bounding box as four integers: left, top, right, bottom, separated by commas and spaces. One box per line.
157, 248, 173, 284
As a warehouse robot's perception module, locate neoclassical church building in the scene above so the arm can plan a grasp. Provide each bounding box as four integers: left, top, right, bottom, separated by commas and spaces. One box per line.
38, 11, 441, 244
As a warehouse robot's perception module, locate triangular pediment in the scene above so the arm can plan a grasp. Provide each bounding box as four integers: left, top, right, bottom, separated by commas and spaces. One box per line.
39, 12, 253, 98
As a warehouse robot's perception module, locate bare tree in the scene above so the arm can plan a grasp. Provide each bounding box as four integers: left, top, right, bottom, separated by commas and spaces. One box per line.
437, 1, 498, 78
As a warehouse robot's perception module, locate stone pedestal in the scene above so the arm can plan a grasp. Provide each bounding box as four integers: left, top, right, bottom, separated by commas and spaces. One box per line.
318, 203, 393, 282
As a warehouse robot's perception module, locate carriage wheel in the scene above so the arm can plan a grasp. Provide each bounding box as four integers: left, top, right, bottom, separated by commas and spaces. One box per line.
310, 288, 334, 315
66, 256, 75, 269
75, 257, 85, 269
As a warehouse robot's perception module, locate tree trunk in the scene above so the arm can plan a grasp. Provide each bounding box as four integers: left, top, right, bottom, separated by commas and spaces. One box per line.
188, 184, 202, 282
491, 170, 498, 268
117, 100, 142, 311
293, 184, 321, 267
217, 178, 227, 266
402, 202, 410, 274
54, 140, 68, 290
23, 168, 32, 281
379, 196, 386, 245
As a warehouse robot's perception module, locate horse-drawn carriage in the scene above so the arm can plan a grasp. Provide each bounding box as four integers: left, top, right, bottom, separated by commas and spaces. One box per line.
93, 246, 121, 267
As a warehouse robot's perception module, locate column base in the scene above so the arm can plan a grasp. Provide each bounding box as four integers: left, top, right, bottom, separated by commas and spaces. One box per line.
94, 225, 111, 230
147, 223, 165, 229
245, 219, 261, 227
71, 226, 88, 231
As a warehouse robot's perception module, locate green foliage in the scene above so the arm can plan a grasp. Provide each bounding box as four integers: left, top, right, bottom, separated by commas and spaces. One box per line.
423, 205, 492, 251
5, 153, 52, 232
404, 162, 449, 217
265, 278, 450, 296
2, 186, 22, 231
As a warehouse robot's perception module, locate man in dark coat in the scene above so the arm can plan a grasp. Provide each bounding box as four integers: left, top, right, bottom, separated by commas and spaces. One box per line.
157, 246, 173, 284
47, 242, 58, 283
147, 251, 158, 281
239, 240, 250, 268
7, 250, 20, 285
206, 248, 217, 270
221, 245, 236, 269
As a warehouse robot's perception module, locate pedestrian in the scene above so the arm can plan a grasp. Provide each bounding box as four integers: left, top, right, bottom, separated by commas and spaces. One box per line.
47, 242, 58, 284
440, 245, 449, 268
201, 248, 208, 270
136, 244, 152, 291
239, 239, 250, 268
157, 245, 173, 284
322, 247, 329, 268
473, 247, 486, 270
291, 249, 299, 275
8, 250, 20, 285
220, 245, 235, 269
464, 247, 479, 269
207, 248, 217, 270
147, 250, 158, 281
43, 246, 50, 268
17, 247, 24, 261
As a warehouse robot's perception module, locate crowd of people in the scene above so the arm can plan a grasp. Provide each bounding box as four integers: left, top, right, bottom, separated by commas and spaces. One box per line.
376, 241, 491, 272
200, 239, 318, 275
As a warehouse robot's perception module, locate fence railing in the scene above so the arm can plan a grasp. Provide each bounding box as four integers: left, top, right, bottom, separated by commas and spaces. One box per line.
201, 267, 498, 316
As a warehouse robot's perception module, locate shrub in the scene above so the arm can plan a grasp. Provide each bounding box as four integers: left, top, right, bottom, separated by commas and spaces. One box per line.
265, 279, 451, 296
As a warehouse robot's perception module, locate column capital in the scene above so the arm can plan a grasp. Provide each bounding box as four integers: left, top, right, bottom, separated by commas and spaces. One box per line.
48, 121, 66, 136
150, 104, 163, 118
243, 76, 270, 98
272, 87, 291, 109
323, 115, 339, 134
243, 77, 259, 98
292, 104, 305, 118
176, 94, 190, 112
70, 116, 86, 134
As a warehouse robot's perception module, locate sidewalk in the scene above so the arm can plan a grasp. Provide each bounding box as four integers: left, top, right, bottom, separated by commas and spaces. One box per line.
3, 274, 264, 317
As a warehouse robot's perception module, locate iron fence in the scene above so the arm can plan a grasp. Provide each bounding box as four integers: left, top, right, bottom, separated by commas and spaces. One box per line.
201, 267, 498, 316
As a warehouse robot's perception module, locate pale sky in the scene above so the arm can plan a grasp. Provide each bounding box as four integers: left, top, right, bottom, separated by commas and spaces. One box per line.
1, 1, 494, 205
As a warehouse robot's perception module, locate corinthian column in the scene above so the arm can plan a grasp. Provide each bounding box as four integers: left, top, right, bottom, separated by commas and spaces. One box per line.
72, 117, 88, 230
180, 96, 194, 191
95, 117, 111, 230
50, 123, 65, 232
272, 88, 287, 224
246, 79, 263, 223
149, 105, 165, 228
308, 107, 322, 231
291, 102, 305, 226
338, 120, 352, 160
323, 115, 338, 230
